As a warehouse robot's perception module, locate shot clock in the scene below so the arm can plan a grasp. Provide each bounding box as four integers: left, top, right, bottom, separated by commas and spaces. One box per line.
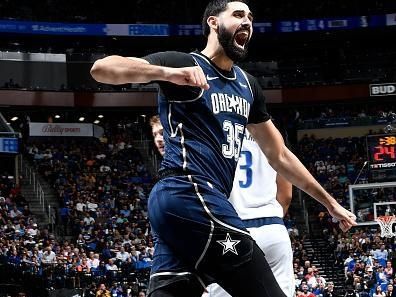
367, 134, 396, 181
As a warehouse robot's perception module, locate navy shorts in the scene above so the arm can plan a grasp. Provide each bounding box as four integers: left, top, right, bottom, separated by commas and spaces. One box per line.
148, 175, 254, 287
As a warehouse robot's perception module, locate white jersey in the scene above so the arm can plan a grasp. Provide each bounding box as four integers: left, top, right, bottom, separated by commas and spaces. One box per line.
207, 130, 295, 297
229, 130, 283, 219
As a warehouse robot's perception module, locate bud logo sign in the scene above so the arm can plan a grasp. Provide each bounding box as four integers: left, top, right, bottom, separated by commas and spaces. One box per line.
370, 83, 396, 96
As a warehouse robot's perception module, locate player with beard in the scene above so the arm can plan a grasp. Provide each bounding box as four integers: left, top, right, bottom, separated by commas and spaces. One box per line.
91, 1, 356, 296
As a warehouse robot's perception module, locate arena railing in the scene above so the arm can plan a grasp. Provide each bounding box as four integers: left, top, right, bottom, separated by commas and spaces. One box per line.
23, 160, 53, 229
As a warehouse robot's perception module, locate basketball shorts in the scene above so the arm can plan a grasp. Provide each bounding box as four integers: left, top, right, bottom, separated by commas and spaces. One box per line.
147, 175, 286, 297
206, 220, 295, 297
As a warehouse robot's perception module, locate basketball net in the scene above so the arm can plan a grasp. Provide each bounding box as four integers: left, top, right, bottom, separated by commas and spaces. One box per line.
376, 215, 396, 238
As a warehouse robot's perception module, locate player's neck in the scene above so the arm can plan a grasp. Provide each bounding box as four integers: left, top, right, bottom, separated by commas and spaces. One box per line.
201, 41, 233, 71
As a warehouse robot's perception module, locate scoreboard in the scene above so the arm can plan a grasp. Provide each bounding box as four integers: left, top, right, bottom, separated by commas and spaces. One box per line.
0, 137, 19, 154
367, 134, 396, 181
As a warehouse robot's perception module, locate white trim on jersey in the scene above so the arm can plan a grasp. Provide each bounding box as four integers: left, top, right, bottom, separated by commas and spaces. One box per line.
234, 65, 254, 99
167, 53, 205, 103
167, 103, 189, 172
168, 87, 204, 103
187, 174, 252, 270
150, 271, 193, 279
150, 271, 207, 290
187, 174, 251, 237
195, 220, 215, 270
190, 52, 237, 81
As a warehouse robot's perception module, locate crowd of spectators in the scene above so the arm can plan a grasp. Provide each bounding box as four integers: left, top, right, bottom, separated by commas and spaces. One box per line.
296, 132, 396, 221
297, 134, 367, 191
0, 113, 324, 297
295, 104, 396, 123
1, 0, 396, 91
0, 172, 45, 294
296, 134, 369, 229
2, 29, 396, 90
323, 225, 396, 297
0, 121, 155, 295
31, 133, 152, 288
0, 125, 352, 297
3, 100, 396, 296
284, 215, 337, 297
294, 131, 396, 296
268, 101, 396, 135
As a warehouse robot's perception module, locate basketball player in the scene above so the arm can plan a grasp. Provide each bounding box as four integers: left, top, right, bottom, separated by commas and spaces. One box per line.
206, 129, 294, 297
150, 115, 164, 156
150, 116, 294, 297
91, 1, 356, 296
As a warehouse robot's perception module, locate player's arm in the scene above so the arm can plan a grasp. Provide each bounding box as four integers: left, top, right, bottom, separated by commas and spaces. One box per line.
90, 53, 209, 89
247, 120, 356, 232
276, 173, 292, 216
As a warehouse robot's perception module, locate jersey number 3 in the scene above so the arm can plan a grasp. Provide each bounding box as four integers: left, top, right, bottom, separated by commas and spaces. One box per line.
222, 120, 244, 161
239, 150, 252, 188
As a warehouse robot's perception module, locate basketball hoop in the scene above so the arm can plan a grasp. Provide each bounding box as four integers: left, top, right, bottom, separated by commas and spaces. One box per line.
376, 215, 396, 238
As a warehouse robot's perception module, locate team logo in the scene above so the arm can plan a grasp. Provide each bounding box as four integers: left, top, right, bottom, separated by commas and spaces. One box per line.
206, 74, 219, 81
216, 233, 241, 255
239, 82, 248, 88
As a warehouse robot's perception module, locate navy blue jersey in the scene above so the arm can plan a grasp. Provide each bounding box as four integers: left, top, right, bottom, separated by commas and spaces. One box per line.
144, 51, 269, 195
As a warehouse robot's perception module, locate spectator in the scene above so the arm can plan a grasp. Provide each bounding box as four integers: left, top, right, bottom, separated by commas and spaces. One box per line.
373, 245, 389, 267
105, 259, 118, 271
96, 283, 110, 297
41, 246, 56, 265
115, 246, 130, 264
363, 266, 376, 292
373, 285, 386, 297
313, 282, 326, 296
9, 206, 23, 219
323, 282, 339, 297
385, 284, 395, 297
299, 284, 316, 297
384, 261, 394, 280
87, 252, 100, 269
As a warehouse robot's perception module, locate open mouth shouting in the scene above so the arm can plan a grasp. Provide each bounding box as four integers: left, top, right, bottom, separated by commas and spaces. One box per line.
218, 23, 251, 62
234, 29, 250, 49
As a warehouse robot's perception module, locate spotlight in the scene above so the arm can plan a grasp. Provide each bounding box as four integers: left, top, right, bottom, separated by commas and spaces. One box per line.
55, 115, 61, 119
79, 117, 85, 122
98, 114, 104, 118
11, 116, 18, 121
94, 120, 100, 124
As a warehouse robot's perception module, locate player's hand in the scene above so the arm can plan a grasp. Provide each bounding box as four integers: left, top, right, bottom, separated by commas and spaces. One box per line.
328, 203, 357, 232
164, 66, 210, 90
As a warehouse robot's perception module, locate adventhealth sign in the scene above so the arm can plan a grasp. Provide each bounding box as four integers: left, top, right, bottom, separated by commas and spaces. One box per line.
370, 83, 396, 96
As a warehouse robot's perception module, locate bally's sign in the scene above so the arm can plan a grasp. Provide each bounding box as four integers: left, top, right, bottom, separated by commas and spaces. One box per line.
370, 83, 396, 96
29, 122, 92, 137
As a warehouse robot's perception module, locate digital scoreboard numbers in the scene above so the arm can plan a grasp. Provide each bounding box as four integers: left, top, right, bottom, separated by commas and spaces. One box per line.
367, 134, 396, 181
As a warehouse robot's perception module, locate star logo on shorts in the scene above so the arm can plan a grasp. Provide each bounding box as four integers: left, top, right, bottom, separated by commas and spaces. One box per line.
216, 233, 241, 255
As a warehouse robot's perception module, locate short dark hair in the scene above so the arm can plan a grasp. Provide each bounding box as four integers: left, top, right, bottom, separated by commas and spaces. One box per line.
202, 0, 247, 37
